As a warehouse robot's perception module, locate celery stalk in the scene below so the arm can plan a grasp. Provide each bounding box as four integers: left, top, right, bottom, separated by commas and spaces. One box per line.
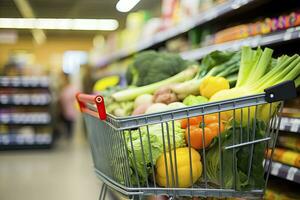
244, 48, 273, 85
236, 47, 260, 87
295, 75, 300, 88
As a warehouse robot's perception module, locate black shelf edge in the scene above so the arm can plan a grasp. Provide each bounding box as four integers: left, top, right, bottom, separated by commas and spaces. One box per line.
95, 0, 260, 67
265, 160, 300, 184
180, 27, 300, 60
279, 117, 300, 133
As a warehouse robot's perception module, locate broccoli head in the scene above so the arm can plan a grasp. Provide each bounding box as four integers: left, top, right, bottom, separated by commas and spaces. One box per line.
126, 51, 194, 86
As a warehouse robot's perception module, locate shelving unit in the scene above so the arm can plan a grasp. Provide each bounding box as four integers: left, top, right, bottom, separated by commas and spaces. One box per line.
265, 160, 300, 184
279, 117, 300, 133
95, 0, 264, 68
180, 27, 300, 60
0, 76, 53, 150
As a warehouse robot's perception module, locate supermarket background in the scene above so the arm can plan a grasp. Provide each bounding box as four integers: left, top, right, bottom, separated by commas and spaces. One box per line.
0, 0, 300, 200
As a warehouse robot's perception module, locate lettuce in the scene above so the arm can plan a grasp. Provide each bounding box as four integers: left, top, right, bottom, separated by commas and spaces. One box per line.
206, 121, 266, 190
125, 121, 186, 186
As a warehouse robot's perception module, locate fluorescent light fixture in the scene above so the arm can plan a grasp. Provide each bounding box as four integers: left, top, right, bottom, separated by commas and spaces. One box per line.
116, 0, 141, 12
0, 18, 119, 31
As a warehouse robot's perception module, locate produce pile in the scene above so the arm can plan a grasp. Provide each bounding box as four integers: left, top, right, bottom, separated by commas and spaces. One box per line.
98, 47, 300, 190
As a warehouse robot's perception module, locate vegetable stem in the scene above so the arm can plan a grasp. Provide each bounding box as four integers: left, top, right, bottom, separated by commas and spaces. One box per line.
112, 67, 198, 101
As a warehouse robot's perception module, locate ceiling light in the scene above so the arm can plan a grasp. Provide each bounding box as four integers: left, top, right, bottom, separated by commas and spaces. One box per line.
116, 0, 141, 13
0, 18, 119, 31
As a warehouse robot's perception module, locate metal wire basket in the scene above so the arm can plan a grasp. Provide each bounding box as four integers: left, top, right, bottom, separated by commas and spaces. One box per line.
77, 81, 297, 200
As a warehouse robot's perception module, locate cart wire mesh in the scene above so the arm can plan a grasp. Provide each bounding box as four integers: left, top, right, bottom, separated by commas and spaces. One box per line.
77, 81, 296, 199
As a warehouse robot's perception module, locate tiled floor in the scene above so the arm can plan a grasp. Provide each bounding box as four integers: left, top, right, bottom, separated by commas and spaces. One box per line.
0, 137, 103, 200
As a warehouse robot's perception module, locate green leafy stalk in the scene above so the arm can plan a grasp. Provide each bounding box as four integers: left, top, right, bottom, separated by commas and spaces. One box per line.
295, 75, 300, 88
112, 67, 198, 102
244, 48, 273, 85
236, 46, 261, 87
249, 55, 299, 91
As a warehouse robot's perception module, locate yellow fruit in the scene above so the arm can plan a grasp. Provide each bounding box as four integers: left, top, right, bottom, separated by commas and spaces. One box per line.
156, 147, 202, 188
200, 76, 230, 98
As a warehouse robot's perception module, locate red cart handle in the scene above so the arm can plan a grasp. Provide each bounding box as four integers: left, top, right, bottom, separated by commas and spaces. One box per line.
76, 93, 107, 120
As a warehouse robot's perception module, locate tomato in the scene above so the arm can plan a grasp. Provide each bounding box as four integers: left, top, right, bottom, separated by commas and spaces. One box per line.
203, 114, 218, 124
185, 126, 216, 149
206, 122, 225, 137
181, 116, 203, 129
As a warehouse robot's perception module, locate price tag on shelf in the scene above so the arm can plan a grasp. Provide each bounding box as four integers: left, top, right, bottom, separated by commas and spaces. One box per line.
271, 162, 282, 175
283, 32, 292, 41
287, 166, 298, 181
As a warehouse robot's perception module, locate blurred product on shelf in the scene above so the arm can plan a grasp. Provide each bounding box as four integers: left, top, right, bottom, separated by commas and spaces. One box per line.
212, 11, 300, 44
264, 178, 300, 199
277, 135, 300, 152
0, 75, 53, 149
58, 73, 79, 138
266, 148, 300, 168
88, 0, 226, 67
282, 95, 300, 118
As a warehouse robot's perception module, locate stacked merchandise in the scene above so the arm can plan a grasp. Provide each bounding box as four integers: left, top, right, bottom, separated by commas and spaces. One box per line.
0, 76, 53, 149
211, 11, 300, 44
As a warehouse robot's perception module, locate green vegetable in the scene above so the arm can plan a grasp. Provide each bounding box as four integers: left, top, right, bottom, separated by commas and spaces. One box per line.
210, 47, 300, 124
106, 101, 134, 117
206, 121, 266, 190
166, 102, 186, 110
183, 95, 208, 106
145, 103, 168, 114
201, 50, 236, 77
112, 67, 198, 102
126, 51, 194, 86
295, 75, 300, 87
171, 51, 240, 98
125, 121, 186, 186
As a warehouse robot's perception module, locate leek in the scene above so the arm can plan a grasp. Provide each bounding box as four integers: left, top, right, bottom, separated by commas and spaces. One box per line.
112, 67, 198, 102
210, 47, 300, 124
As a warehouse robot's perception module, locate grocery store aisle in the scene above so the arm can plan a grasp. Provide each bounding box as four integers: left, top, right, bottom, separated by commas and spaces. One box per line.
0, 136, 102, 200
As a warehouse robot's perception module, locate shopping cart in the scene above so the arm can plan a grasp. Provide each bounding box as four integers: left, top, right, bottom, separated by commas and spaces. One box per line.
77, 81, 297, 200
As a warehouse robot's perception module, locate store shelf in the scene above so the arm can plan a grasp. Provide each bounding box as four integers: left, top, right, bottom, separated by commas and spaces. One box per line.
279, 117, 300, 133
0, 112, 51, 125
180, 27, 300, 60
0, 134, 52, 145
0, 93, 51, 106
95, 0, 260, 67
0, 76, 49, 88
265, 160, 300, 184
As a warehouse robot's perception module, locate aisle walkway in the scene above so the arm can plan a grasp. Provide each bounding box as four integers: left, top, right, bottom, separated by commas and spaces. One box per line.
0, 137, 102, 200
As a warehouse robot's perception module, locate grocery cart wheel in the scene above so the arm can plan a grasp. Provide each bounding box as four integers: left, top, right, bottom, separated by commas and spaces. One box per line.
99, 184, 107, 200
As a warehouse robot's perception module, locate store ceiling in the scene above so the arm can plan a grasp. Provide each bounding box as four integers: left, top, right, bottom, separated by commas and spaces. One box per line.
0, 0, 160, 36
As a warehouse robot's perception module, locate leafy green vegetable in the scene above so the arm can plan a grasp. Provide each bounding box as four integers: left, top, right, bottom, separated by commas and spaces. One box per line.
206, 121, 266, 190
183, 95, 208, 106
126, 51, 194, 86
113, 67, 198, 102
125, 121, 186, 186
106, 101, 134, 117
201, 50, 236, 77
171, 51, 240, 98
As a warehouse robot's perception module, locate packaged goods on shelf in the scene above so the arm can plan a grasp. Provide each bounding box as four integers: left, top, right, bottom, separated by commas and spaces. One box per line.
277, 135, 300, 152
212, 11, 300, 44
266, 148, 300, 168
0, 75, 53, 149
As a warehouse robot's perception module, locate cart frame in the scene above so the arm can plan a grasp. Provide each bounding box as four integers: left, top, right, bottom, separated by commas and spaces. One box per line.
77, 81, 297, 199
